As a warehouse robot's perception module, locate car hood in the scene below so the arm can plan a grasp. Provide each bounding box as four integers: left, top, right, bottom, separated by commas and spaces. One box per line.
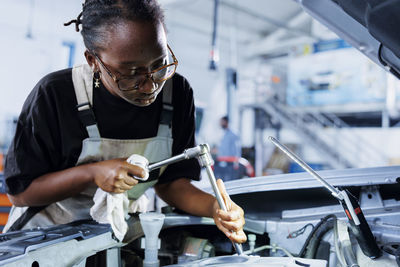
296, 0, 400, 79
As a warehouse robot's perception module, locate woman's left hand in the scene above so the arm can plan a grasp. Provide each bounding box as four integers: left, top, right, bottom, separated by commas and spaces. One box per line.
212, 179, 247, 243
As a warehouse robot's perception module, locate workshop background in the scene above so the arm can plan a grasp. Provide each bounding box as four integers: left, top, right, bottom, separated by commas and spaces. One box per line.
2, 0, 400, 187
1, 1, 400, 266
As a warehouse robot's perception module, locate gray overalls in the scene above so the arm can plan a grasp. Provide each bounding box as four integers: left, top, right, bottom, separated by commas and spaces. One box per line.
4, 64, 173, 232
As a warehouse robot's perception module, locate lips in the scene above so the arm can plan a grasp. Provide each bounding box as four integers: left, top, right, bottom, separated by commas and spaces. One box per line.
136, 87, 162, 101
139, 94, 156, 101
136, 94, 156, 105
121, 85, 162, 106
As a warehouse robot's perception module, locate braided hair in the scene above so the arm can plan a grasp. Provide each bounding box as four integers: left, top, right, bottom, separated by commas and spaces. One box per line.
64, 0, 165, 52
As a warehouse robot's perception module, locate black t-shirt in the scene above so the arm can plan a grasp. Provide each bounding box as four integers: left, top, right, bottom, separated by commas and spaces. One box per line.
5, 68, 200, 195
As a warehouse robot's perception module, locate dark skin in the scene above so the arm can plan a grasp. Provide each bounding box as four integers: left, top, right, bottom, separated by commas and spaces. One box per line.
89, 20, 167, 107
8, 20, 246, 243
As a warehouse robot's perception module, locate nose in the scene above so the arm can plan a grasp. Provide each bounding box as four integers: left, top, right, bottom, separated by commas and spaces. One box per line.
137, 74, 155, 94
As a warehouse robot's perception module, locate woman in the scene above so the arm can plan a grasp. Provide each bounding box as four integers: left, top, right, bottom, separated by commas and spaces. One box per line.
3, 0, 246, 244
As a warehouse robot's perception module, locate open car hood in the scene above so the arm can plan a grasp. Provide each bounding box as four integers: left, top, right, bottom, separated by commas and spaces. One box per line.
297, 0, 400, 79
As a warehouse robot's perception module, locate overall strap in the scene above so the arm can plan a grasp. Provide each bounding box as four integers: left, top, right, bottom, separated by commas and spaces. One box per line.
7, 65, 100, 232
157, 79, 173, 138
7, 206, 47, 232
72, 64, 101, 138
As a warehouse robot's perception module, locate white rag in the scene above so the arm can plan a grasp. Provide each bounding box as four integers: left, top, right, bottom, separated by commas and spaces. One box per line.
90, 154, 150, 241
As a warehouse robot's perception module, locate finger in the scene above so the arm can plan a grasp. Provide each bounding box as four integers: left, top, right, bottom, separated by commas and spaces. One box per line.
122, 175, 138, 186
123, 161, 147, 178
114, 177, 132, 190
117, 169, 139, 185
217, 209, 241, 221
219, 219, 244, 232
215, 219, 233, 239
216, 179, 232, 211
116, 182, 132, 191
116, 173, 137, 189
113, 187, 126, 194
228, 230, 247, 244
114, 172, 132, 189
216, 222, 246, 243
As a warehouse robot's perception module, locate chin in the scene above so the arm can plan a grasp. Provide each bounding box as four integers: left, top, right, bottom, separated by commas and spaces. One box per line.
123, 97, 156, 107
120, 87, 161, 107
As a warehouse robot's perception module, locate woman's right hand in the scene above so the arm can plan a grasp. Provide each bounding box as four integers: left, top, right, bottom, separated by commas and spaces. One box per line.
89, 158, 146, 193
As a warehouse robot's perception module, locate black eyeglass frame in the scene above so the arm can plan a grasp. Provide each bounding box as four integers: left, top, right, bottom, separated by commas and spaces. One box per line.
92, 44, 178, 91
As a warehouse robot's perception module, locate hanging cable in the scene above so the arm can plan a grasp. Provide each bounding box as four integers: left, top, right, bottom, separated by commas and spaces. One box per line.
297, 214, 337, 258
287, 223, 315, 239
209, 0, 219, 70
26, 0, 35, 39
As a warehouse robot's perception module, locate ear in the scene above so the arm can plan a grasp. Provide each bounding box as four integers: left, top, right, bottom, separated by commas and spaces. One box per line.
84, 50, 98, 71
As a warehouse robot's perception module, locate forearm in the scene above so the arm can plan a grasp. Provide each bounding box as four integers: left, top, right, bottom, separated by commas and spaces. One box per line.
155, 178, 216, 218
8, 158, 145, 207
8, 164, 95, 207
156, 178, 247, 243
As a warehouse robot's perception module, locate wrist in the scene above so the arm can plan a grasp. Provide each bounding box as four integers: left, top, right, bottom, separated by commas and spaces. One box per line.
211, 197, 219, 217
81, 162, 98, 185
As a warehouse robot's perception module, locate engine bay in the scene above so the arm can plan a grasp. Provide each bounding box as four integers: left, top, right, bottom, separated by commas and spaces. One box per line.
0, 166, 399, 267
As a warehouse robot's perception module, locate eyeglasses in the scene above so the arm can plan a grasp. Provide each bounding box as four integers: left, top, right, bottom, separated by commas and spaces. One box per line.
93, 44, 178, 91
